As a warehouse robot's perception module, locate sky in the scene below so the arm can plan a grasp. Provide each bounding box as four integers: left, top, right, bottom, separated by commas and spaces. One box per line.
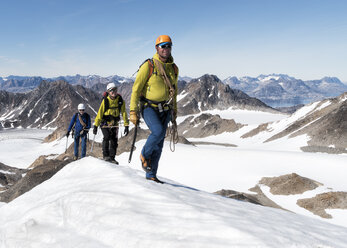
1, 0, 347, 82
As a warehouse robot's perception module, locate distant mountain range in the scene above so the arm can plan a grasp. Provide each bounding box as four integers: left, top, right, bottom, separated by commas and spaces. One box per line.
223, 74, 347, 107
1, 74, 346, 107
0, 75, 132, 93
0, 75, 273, 130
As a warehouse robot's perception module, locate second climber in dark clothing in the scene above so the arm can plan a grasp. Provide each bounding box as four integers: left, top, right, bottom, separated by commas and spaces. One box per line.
93, 83, 129, 164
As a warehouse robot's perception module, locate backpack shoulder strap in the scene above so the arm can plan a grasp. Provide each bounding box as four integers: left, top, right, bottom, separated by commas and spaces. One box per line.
78, 113, 87, 128
146, 58, 154, 82
72, 113, 78, 131
103, 95, 109, 112
172, 63, 178, 78
116, 94, 124, 113
133, 58, 154, 82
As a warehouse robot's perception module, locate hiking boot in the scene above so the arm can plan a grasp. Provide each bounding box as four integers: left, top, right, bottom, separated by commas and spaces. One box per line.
110, 157, 119, 165
103, 156, 111, 162
73, 156, 78, 161
146, 177, 164, 184
140, 154, 152, 172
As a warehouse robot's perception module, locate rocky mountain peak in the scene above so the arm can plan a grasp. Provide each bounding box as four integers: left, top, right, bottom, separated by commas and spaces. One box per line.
177, 74, 273, 115
0, 80, 101, 131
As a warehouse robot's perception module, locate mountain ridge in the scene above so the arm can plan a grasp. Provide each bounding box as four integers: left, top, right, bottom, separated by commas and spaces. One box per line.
1, 73, 346, 108
224, 74, 347, 107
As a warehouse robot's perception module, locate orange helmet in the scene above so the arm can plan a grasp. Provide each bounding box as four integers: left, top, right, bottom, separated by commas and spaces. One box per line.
155, 35, 172, 46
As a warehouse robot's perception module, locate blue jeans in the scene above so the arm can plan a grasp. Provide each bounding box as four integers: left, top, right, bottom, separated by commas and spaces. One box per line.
74, 133, 87, 158
142, 107, 171, 178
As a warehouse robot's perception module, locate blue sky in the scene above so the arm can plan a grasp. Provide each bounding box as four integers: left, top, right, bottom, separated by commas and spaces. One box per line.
1, 0, 347, 82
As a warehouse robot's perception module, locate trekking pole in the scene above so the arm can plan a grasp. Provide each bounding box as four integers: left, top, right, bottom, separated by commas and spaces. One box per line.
65, 136, 69, 153
90, 134, 96, 153
128, 122, 138, 163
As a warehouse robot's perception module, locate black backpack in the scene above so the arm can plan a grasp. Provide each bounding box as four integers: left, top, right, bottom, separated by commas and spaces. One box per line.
102, 92, 124, 113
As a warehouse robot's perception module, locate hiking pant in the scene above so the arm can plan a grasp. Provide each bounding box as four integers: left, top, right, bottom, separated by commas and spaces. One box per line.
74, 133, 87, 158
101, 127, 118, 159
142, 107, 171, 178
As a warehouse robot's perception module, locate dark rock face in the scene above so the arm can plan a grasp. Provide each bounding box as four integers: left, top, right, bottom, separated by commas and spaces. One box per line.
0, 80, 101, 131
0, 162, 28, 192
178, 113, 244, 138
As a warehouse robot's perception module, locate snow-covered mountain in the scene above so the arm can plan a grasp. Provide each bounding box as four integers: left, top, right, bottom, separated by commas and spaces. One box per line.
181, 92, 346, 153
223, 74, 347, 107
177, 74, 274, 115
0, 74, 132, 93
0, 76, 45, 93
53, 74, 132, 88
0, 80, 101, 129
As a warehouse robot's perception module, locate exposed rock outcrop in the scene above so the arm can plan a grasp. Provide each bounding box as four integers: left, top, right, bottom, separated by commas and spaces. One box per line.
0, 162, 28, 192
215, 187, 285, 211
259, 173, 322, 195
297, 192, 347, 218
178, 113, 244, 138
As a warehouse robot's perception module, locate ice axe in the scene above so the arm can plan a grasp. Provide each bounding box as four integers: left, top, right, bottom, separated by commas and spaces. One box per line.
90, 134, 96, 153
65, 136, 69, 153
128, 122, 138, 163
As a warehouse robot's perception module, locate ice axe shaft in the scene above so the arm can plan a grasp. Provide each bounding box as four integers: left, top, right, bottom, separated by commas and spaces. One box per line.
128, 123, 138, 163
90, 134, 96, 153
65, 136, 69, 153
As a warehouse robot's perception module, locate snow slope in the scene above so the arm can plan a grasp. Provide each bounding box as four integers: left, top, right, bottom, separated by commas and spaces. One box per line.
1, 157, 347, 248
1, 106, 347, 247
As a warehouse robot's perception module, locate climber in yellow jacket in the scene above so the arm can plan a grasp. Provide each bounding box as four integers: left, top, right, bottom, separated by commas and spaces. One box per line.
129, 35, 179, 183
93, 83, 129, 164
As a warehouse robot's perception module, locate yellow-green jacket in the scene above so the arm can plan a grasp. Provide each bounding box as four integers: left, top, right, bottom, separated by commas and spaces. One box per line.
94, 94, 129, 127
130, 53, 179, 112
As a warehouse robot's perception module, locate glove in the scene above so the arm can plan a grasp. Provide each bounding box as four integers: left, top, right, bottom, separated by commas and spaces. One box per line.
129, 110, 138, 125
93, 125, 98, 135
124, 126, 129, 136
66, 131, 70, 137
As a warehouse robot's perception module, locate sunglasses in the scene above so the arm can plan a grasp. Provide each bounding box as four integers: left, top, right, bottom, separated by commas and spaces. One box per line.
79, 109, 85, 112
109, 88, 117, 93
158, 44, 172, 49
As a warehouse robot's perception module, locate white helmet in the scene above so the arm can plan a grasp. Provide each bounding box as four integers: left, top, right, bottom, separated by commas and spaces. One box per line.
78, 103, 85, 110
107, 82, 117, 91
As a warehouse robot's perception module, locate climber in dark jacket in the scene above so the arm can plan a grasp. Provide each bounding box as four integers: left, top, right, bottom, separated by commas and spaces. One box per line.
66, 103, 91, 160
